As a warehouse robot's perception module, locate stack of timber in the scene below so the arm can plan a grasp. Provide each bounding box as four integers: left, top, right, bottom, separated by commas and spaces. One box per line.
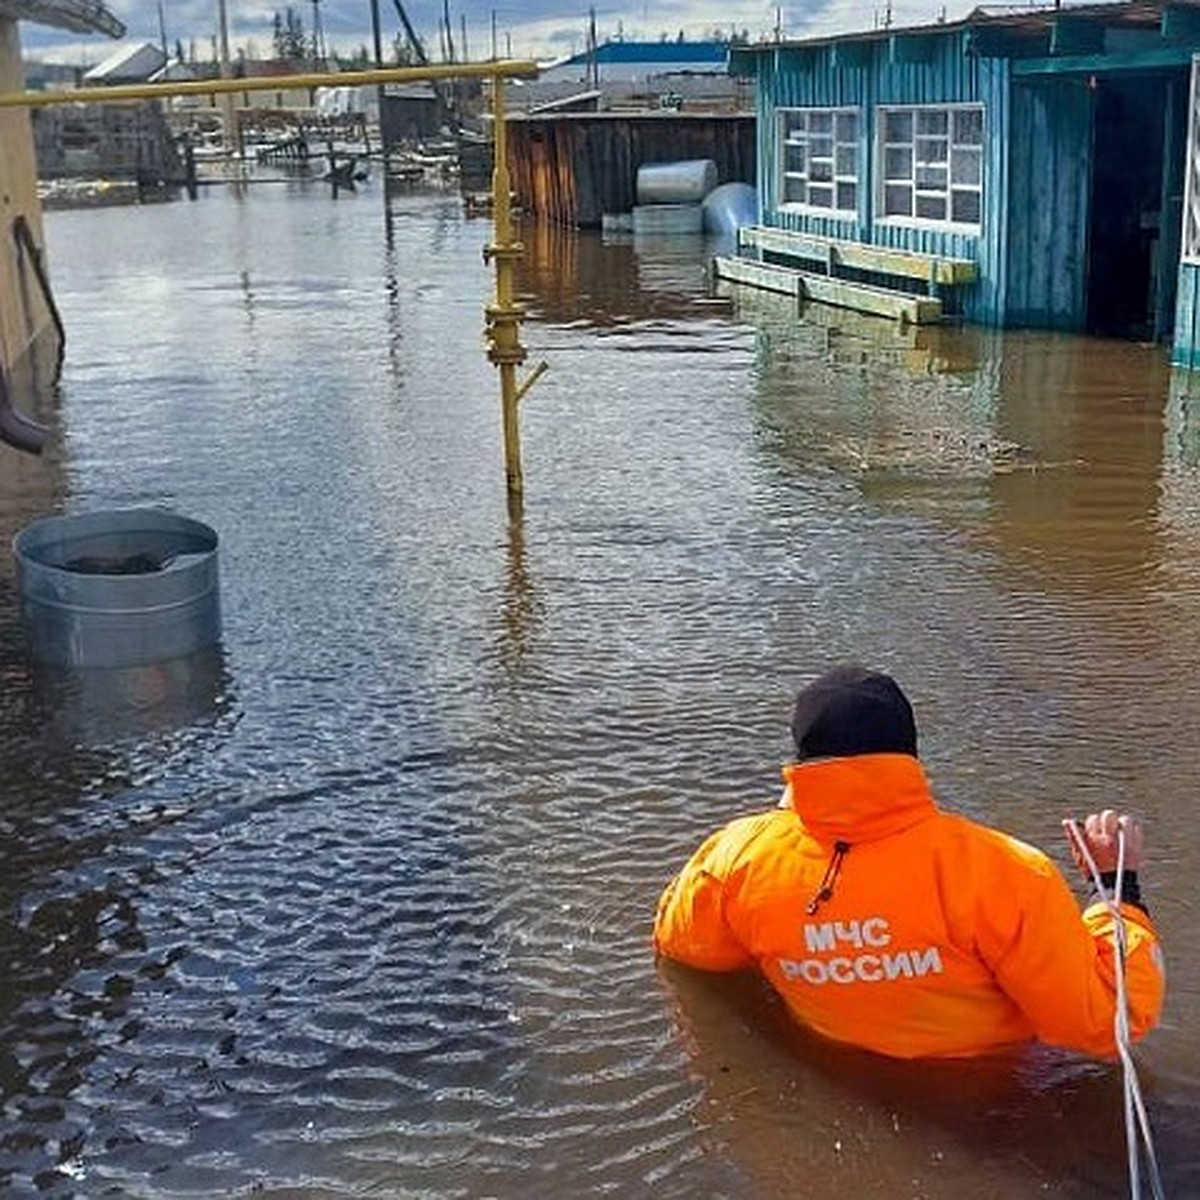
715, 225, 977, 326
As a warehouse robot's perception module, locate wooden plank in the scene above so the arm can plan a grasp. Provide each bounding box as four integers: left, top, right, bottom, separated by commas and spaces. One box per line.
1011, 45, 1194, 74
801, 272, 943, 324
713, 255, 805, 297
714, 256, 943, 324
740, 225, 976, 284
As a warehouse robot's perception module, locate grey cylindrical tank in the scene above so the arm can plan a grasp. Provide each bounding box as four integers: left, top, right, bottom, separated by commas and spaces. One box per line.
636, 159, 719, 206
632, 202, 704, 235
702, 181, 758, 235
14, 509, 221, 668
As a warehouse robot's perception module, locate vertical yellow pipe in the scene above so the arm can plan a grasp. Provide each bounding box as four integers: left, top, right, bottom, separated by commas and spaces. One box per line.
484, 78, 527, 507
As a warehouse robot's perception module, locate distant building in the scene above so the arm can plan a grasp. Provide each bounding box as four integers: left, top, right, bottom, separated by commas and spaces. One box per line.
83, 41, 166, 84
514, 39, 750, 116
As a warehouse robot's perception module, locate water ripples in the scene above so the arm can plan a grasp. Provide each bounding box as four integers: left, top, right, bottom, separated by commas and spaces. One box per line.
0, 187, 1197, 1196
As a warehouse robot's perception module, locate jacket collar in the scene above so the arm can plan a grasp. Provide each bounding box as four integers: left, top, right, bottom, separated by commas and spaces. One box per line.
781, 753, 937, 845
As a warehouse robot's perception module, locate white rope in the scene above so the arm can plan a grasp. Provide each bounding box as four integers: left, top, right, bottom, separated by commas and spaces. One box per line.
1063, 820, 1166, 1200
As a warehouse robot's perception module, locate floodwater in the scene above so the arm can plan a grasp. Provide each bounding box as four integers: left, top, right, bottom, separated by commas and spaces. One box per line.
0, 174, 1198, 1198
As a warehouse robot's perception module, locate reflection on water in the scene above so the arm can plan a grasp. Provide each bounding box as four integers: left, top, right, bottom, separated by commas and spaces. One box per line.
0, 185, 1196, 1196
30, 647, 232, 747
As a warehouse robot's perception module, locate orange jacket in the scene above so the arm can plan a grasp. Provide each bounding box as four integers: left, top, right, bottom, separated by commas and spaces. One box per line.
653, 754, 1164, 1059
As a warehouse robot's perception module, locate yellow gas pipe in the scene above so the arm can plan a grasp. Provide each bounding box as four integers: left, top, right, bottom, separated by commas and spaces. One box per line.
483, 78, 548, 512
0, 60, 545, 507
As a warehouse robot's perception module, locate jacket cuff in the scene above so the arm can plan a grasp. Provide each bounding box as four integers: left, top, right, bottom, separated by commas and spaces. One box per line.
1091, 870, 1147, 915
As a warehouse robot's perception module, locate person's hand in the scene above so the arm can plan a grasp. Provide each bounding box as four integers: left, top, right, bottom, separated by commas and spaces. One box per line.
1063, 809, 1144, 875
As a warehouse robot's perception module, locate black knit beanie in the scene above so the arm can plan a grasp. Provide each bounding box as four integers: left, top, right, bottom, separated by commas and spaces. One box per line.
791, 665, 918, 761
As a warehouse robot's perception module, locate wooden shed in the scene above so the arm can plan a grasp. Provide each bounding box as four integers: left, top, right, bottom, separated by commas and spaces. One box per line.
506, 112, 755, 228
722, 0, 1200, 363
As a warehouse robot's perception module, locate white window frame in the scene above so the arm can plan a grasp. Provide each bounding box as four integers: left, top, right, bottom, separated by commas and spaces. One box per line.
777, 106, 861, 219
876, 103, 984, 232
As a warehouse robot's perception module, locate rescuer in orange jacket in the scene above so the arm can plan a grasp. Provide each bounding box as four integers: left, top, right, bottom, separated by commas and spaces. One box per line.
653, 665, 1165, 1060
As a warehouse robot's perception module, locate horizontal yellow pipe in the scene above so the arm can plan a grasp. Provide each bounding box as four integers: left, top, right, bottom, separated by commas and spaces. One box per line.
0, 59, 540, 109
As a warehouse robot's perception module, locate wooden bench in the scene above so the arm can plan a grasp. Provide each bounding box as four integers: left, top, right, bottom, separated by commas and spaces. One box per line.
713, 255, 944, 325
725, 225, 977, 325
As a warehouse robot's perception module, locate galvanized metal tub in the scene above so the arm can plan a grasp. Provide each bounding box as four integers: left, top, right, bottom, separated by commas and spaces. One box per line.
14, 509, 221, 668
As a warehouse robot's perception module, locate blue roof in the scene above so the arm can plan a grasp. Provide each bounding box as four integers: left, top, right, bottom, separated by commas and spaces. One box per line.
551, 40, 729, 70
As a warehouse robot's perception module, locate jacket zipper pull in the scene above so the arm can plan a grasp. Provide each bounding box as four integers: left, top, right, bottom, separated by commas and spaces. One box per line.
806, 840, 851, 915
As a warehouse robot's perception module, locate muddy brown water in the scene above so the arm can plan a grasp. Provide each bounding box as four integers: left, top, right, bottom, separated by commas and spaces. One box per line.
0, 179, 1196, 1196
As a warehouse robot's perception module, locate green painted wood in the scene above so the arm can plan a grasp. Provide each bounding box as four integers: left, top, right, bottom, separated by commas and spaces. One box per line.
1012, 46, 1195, 74
1051, 17, 1106, 56
832, 42, 874, 70
889, 35, 937, 65
968, 27, 1051, 59
1162, 5, 1200, 43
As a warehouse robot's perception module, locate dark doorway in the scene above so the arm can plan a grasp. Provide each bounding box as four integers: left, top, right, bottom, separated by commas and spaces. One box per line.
1086, 73, 1181, 340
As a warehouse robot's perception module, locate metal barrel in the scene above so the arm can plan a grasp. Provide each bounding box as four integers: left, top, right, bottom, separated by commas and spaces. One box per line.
13, 509, 221, 668
635, 159, 718, 206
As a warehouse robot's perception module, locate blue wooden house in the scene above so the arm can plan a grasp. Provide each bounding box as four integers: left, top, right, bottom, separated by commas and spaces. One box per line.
718, 1, 1200, 367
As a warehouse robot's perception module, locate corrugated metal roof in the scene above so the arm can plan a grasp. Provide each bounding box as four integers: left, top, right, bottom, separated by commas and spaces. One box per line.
83, 41, 167, 82
0, 0, 122, 37
730, 0, 1197, 57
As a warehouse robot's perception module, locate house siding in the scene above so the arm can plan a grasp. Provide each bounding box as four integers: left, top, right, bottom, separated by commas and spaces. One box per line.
752, 35, 1007, 324
1005, 79, 1093, 330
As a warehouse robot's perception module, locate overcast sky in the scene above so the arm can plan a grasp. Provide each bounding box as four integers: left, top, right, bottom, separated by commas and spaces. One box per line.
19, 0, 983, 67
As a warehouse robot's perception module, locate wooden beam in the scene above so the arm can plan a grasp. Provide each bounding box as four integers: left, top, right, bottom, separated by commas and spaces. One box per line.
716, 255, 943, 324
713, 256, 805, 297
799, 272, 942, 323
1011, 43, 1195, 74
740, 225, 977, 285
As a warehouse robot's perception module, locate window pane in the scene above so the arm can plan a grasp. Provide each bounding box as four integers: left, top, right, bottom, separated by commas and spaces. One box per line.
916, 194, 946, 220
916, 136, 947, 164
884, 183, 912, 215
810, 111, 833, 134
836, 182, 857, 211
953, 107, 983, 144
951, 148, 982, 185
811, 158, 833, 182
784, 144, 806, 173
884, 110, 912, 141
915, 164, 947, 189
809, 185, 833, 208
884, 146, 913, 179
917, 109, 947, 135
835, 145, 857, 175
835, 111, 858, 140
951, 188, 981, 223
810, 135, 833, 159
783, 111, 803, 139
783, 176, 806, 204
